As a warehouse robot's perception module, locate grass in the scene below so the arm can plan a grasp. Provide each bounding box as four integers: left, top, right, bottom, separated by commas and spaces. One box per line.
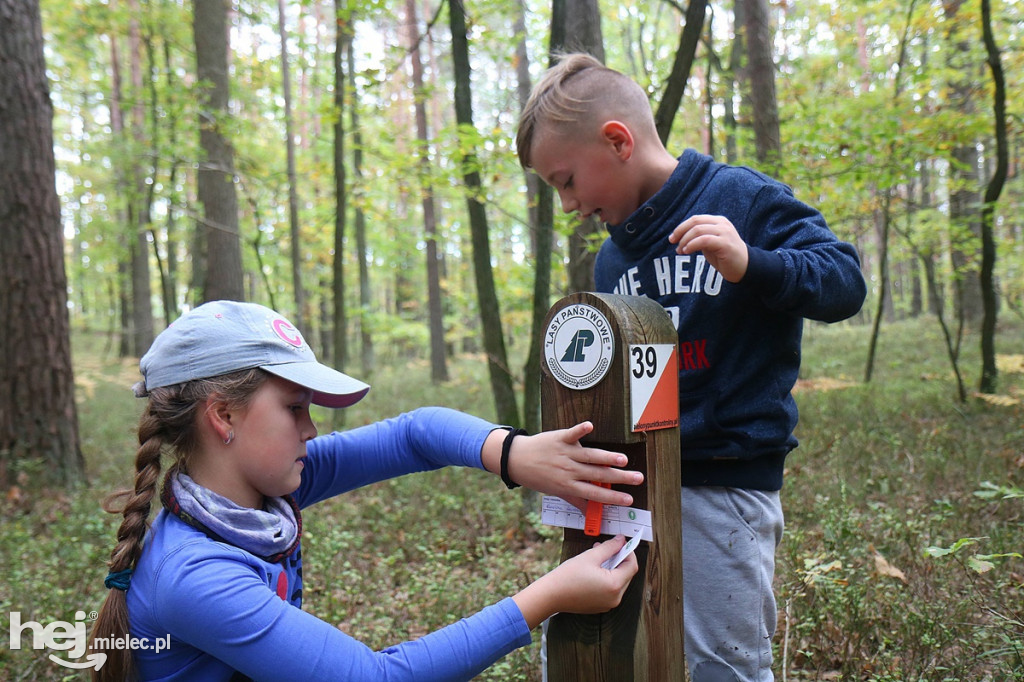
2, 315, 1022, 680
783, 318, 1024, 680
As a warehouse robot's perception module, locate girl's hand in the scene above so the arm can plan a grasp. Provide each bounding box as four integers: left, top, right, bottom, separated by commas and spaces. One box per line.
513, 535, 639, 629
485, 422, 643, 510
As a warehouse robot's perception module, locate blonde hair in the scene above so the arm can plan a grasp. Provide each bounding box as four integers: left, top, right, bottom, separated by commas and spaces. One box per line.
88, 369, 268, 682
516, 53, 655, 169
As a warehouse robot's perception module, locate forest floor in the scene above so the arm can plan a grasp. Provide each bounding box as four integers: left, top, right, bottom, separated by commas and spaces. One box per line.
2, 314, 1022, 681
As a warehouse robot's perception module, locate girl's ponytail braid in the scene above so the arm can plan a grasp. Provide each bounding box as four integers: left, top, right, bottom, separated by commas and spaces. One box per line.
88, 405, 166, 682
106, 409, 164, 570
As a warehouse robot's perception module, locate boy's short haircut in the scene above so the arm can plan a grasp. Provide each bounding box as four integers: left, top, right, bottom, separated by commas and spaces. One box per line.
516, 53, 655, 169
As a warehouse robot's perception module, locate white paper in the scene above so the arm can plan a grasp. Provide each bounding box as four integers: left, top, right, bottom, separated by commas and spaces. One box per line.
601, 531, 644, 570
541, 496, 653, 541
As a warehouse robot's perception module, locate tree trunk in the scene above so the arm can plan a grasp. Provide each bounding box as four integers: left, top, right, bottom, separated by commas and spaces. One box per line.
743, 0, 781, 169
864, 3, 915, 383
0, 0, 84, 486
919, 161, 941, 317
561, 0, 604, 294
449, 0, 518, 426
517, 0, 552, 437
725, 0, 747, 164
654, 0, 708, 146
108, 30, 134, 357
406, 0, 448, 383
702, 13, 715, 157
943, 0, 983, 327
333, 1, 350, 385
978, 0, 1007, 393
516, 0, 553, 515
345, 26, 374, 377
515, 0, 541, 260
128, 1, 154, 354
864, 191, 892, 383
278, 0, 307, 330
161, 40, 182, 322
194, 0, 243, 302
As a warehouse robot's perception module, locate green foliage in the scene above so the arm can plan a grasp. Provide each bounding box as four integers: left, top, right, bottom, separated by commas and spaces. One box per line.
39, 0, 1024, 365
778, 316, 1024, 679
974, 480, 1024, 501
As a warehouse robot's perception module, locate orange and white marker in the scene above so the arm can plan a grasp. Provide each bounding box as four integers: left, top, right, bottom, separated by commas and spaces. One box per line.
629, 344, 680, 433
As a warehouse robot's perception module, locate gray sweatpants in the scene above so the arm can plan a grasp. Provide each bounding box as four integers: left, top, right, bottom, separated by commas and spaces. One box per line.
682, 486, 784, 682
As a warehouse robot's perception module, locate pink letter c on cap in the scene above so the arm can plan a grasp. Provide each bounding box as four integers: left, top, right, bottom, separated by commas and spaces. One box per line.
272, 318, 303, 348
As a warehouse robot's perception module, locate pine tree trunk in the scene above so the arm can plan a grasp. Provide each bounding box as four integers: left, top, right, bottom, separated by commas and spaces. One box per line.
405, 0, 448, 383
743, 0, 781, 169
128, 1, 154, 353
194, 0, 243, 302
561, 0, 604, 295
0, 0, 84, 486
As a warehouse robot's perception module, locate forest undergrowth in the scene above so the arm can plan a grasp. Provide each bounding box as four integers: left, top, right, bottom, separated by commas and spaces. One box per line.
1, 315, 1022, 681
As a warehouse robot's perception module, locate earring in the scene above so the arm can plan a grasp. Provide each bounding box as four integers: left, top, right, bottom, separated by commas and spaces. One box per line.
224, 431, 234, 445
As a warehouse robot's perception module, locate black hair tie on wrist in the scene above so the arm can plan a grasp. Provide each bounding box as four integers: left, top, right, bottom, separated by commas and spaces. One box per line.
500, 428, 528, 490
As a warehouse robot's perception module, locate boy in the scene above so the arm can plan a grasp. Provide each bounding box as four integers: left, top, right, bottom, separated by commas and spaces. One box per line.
517, 54, 866, 682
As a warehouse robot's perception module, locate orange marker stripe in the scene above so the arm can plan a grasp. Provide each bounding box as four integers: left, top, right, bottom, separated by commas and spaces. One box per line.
584, 482, 612, 536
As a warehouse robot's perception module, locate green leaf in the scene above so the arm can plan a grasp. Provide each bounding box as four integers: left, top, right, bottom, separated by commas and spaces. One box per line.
925, 537, 983, 557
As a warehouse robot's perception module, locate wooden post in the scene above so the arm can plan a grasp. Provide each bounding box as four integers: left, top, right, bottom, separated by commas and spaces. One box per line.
542, 292, 684, 680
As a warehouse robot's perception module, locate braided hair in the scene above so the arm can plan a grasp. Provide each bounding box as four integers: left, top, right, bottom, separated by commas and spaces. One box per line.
89, 369, 267, 682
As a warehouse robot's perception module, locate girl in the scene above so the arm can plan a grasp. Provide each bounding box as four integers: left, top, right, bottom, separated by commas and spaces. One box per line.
89, 300, 640, 681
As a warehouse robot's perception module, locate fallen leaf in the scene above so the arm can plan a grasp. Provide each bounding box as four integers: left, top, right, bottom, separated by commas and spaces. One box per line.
973, 392, 1021, 407
996, 354, 1024, 374
871, 545, 908, 583
793, 377, 857, 393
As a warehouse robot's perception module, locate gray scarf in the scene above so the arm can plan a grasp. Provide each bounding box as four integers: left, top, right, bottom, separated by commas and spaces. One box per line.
164, 472, 301, 562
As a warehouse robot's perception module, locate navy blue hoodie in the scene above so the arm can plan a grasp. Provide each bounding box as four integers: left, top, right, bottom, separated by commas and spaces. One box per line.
595, 150, 866, 491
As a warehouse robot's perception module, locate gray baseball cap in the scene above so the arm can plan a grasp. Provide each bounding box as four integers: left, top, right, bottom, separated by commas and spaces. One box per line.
135, 300, 370, 408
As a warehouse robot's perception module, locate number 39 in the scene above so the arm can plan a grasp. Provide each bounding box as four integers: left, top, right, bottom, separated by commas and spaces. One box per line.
631, 346, 658, 379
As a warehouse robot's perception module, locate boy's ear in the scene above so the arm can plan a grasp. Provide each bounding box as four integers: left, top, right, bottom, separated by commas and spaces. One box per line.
600, 120, 634, 160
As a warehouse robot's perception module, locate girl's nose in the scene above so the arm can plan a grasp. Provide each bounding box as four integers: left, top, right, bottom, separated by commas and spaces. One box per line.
302, 414, 318, 441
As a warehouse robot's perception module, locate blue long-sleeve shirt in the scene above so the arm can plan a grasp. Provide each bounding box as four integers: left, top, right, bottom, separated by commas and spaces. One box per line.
127, 407, 532, 681
595, 150, 866, 491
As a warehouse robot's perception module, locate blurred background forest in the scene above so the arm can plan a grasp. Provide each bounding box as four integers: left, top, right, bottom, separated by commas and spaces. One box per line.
2, 0, 1023, 678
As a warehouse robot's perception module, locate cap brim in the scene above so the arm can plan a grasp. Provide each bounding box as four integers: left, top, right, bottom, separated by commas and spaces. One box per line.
262, 363, 370, 408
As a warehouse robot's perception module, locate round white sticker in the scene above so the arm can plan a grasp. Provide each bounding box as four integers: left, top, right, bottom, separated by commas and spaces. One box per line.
543, 303, 614, 390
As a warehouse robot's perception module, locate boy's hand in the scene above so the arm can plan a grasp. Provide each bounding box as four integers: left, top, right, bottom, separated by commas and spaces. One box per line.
668, 214, 749, 283
502, 422, 643, 511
